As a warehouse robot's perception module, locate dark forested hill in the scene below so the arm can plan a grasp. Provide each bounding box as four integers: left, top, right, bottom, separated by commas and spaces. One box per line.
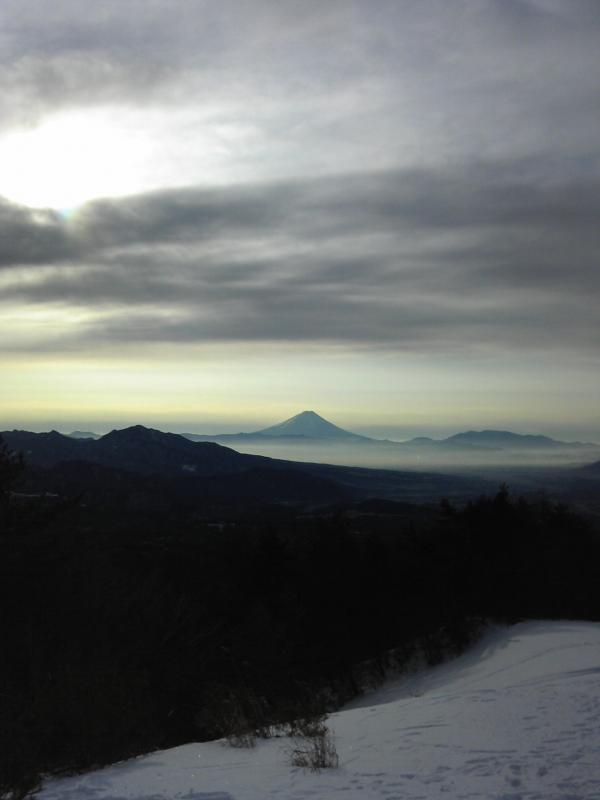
2, 426, 261, 476
3, 425, 494, 513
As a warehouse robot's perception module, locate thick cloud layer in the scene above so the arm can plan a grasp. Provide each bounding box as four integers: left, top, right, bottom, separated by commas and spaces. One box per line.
1, 161, 598, 354
2, 1, 599, 164
0, 0, 598, 360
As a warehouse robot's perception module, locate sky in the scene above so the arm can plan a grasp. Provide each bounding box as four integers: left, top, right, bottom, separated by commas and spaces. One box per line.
0, 0, 599, 439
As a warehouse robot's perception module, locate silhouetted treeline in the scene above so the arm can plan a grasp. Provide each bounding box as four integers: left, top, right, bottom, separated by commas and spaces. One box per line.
1, 446, 600, 796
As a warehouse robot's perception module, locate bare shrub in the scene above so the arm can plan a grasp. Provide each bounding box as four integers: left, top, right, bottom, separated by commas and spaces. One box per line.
286, 714, 339, 772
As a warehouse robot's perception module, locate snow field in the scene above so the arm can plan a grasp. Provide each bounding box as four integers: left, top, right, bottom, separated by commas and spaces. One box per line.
39, 620, 600, 800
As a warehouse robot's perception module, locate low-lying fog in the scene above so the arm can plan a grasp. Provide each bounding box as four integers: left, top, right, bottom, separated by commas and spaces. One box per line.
198, 439, 599, 472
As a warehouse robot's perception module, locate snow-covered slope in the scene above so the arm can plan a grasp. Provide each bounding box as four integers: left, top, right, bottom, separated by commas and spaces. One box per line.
39, 621, 600, 800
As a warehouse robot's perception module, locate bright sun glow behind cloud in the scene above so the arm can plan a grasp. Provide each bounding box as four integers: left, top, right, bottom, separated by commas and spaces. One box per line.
0, 105, 267, 210
0, 109, 157, 209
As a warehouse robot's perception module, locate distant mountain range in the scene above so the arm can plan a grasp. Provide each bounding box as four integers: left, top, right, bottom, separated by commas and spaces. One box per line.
63, 411, 597, 454
408, 429, 596, 451
2, 424, 494, 511
4, 422, 600, 518
182, 410, 598, 453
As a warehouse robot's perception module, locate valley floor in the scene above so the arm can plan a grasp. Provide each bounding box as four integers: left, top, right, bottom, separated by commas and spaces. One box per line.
39, 620, 600, 800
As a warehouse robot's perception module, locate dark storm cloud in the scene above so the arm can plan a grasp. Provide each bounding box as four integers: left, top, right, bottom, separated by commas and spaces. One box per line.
1, 160, 599, 353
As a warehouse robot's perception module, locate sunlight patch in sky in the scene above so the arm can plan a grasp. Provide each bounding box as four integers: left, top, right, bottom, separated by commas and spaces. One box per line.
0, 109, 153, 208
0, 105, 273, 209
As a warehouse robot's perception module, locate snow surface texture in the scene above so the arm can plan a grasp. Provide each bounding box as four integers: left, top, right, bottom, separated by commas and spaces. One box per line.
39, 621, 600, 800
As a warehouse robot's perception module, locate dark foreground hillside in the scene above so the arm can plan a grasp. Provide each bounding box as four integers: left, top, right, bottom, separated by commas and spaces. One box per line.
1, 438, 600, 799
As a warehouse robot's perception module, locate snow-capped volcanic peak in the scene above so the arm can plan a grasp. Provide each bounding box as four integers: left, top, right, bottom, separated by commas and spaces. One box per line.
257, 410, 366, 440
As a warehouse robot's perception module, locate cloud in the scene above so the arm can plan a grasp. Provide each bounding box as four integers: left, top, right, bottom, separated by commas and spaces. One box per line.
0, 1, 598, 359
0, 200, 76, 266
1, 160, 598, 355
1, 0, 599, 173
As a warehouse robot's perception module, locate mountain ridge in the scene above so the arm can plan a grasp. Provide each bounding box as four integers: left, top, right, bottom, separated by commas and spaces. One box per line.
2, 425, 258, 477
440, 429, 595, 449
182, 412, 598, 452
